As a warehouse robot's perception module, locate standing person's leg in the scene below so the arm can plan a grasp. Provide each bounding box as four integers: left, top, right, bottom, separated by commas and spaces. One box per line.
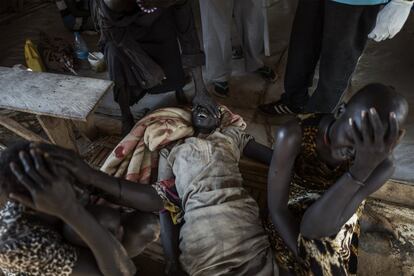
305, 2, 381, 113
234, 0, 277, 83
199, 0, 234, 97
259, 0, 324, 115
233, 0, 264, 73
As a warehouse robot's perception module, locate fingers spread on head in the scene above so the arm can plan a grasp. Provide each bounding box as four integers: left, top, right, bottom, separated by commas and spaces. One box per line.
349, 118, 362, 145
9, 162, 38, 194
368, 108, 384, 143
18, 151, 47, 189
387, 112, 399, 148
31, 149, 54, 181
360, 110, 371, 143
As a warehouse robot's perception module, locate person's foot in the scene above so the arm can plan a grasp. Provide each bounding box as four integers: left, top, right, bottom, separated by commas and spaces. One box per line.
232, 46, 243, 60
212, 81, 229, 98
256, 66, 278, 83
258, 100, 300, 116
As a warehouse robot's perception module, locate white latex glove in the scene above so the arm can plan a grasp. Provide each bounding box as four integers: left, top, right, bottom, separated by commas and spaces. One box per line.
368, 0, 413, 42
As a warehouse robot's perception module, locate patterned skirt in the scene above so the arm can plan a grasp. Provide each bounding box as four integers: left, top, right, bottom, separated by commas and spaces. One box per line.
263, 188, 364, 276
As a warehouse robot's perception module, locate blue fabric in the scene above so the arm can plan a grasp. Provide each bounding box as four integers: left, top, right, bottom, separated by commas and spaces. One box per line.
333, 0, 388, 5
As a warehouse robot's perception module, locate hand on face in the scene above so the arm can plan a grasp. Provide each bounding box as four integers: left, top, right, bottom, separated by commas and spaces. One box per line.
349, 108, 401, 179
9, 149, 78, 218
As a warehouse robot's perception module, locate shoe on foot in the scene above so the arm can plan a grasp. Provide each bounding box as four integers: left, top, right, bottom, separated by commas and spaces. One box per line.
258, 100, 299, 116
212, 81, 229, 98
256, 66, 278, 83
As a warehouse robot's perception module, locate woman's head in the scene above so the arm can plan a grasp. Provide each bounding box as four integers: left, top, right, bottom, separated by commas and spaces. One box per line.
328, 83, 409, 162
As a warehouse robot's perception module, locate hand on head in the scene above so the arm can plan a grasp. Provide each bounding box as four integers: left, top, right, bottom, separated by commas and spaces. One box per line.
331, 83, 409, 181
348, 107, 401, 181
8, 148, 78, 218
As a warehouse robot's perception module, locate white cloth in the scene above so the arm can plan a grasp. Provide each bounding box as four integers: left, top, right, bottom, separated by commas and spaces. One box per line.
368, 0, 413, 42
199, 0, 265, 82
167, 127, 278, 276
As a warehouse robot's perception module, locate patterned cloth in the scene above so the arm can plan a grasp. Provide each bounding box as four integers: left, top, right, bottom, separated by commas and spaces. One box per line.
101, 106, 247, 184
264, 114, 364, 276
0, 201, 77, 276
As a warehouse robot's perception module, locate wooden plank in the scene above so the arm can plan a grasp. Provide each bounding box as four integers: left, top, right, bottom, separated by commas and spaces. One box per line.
0, 67, 113, 121
0, 115, 48, 143
72, 115, 99, 141
37, 115, 78, 153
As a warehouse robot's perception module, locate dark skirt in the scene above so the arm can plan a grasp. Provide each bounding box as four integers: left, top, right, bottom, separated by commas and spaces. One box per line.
94, 0, 185, 106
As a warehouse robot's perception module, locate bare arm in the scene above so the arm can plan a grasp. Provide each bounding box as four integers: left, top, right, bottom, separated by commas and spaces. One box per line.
300, 158, 395, 239
10, 150, 136, 276
267, 120, 302, 256
301, 109, 400, 239
32, 143, 164, 212
243, 140, 273, 165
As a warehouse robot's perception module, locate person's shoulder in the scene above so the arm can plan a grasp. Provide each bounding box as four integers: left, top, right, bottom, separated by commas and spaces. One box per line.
275, 118, 302, 146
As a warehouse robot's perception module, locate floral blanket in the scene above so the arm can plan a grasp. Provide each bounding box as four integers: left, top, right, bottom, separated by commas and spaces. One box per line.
101, 106, 246, 184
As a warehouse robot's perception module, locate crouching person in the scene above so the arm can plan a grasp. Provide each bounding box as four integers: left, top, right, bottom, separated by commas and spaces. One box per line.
266, 83, 408, 276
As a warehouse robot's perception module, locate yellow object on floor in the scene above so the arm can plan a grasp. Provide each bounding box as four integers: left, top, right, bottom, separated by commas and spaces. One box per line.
24, 39, 45, 72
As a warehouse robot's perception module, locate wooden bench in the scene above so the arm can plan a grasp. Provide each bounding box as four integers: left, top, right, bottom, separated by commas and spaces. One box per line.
0, 66, 113, 152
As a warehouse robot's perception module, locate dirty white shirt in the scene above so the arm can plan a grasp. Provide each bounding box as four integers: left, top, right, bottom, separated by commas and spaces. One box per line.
167, 126, 278, 276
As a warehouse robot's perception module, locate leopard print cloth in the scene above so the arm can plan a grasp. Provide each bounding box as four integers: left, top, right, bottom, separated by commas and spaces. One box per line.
0, 201, 77, 276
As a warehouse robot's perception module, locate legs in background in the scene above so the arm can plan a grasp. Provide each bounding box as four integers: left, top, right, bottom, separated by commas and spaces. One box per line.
259, 0, 380, 115
305, 1, 380, 113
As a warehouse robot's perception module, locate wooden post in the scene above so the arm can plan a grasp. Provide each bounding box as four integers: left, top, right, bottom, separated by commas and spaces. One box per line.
0, 115, 48, 143
37, 115, 78, 153
72, 114, 99, 142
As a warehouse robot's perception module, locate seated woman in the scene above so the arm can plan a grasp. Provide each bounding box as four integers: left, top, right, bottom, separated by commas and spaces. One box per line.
0, 143, 141, 276
19, 106, 279, 276
91, 0, 218, 134
266, 83, 408, 276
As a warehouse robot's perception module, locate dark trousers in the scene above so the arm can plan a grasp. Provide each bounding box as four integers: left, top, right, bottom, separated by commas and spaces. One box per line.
282, 0, 381, 113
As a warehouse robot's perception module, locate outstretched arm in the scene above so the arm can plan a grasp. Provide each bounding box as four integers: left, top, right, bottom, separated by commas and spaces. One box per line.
267, 120, 302, 256
157, 149, 186, 275
9, 150, 136, 276
243, 140, 273, 165
32, 143, 164, 212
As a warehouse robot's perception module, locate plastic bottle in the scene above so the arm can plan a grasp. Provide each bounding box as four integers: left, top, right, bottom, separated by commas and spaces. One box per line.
74, 32, 89, 60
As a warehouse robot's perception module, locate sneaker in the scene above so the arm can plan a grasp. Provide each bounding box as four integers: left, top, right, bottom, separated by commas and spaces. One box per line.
212, 81, 229, 98
258, 100, 299, 116
256, 66, 278, 83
